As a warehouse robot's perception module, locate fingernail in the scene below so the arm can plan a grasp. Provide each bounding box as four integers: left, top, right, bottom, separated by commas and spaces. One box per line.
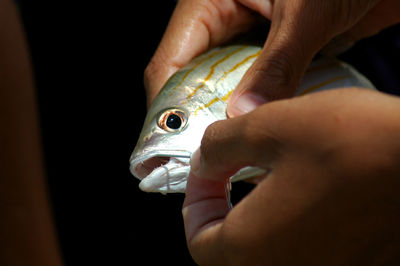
227, 93, 267, 117
190, 148, 201, 174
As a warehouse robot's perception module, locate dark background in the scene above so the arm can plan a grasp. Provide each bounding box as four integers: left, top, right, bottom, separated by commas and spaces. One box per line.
18, 0, 195, 265
16, 0, 399, 265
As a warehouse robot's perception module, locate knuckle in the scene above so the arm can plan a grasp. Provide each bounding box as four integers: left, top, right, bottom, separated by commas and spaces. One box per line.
242, 109, 282, 163
255, 49, 299, 97
143, 59, 157, 88
242, 118, 269, 159
143, 57, 162, 86
144, 49, 184, 91
200, 121, 224, 161
200, 118, 247, 168
241, 119, 261, 148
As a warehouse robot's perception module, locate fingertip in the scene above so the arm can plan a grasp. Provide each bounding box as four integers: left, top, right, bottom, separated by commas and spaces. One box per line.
227, 92, 267, 117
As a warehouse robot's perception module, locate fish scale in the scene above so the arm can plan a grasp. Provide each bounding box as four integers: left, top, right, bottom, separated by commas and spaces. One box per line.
129, 45, 375, 194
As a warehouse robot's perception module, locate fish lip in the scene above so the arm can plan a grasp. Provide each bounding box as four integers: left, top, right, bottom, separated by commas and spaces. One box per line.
129, 150, 192, 179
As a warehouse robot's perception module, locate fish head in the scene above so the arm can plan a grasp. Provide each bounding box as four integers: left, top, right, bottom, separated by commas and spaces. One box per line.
130, 45, 261, 194
129, 78, 219, 194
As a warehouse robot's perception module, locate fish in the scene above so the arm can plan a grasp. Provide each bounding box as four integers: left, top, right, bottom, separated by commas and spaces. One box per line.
129, 45, 375, 194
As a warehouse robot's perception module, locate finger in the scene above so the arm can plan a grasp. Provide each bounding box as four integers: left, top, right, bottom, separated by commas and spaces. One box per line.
237, 0, 273, 19
144, 0, 257, 105
190, 104, 282, 181
226, 2, 330, 116
226, 0, 382, 117
182, 173, 228, 264
322, 0, 400, 55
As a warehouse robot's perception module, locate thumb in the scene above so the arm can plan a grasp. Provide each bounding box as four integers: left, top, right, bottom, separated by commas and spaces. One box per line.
190, 108, 281, 181
227, 3, 335, 117
183, 104, 283, 263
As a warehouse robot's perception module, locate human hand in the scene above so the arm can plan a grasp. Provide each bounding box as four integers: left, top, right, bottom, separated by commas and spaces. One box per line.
183, 88, 400, 265
144, 0, 400, 108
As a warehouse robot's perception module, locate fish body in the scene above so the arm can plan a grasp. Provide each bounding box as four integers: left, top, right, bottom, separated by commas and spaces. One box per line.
130, 45, 375, 194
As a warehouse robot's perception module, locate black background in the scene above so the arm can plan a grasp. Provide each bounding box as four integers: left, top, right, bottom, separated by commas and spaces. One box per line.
17, 0, 399, 265
18, 0, 195, 265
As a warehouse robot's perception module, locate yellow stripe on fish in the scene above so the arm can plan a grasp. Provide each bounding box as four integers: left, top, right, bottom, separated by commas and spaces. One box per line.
184, 46, 249, 103
194, 50, 261, 115
299, 75, 349, 96
218, 50, 262, 82
130, 44, 376, 194
168, 47, 230, 96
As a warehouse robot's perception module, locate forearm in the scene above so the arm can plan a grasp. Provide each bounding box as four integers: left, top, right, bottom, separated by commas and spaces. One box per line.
0, 0, 63, 265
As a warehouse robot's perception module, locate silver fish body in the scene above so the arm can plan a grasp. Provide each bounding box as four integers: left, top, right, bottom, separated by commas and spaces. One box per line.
129, 45, 375, 194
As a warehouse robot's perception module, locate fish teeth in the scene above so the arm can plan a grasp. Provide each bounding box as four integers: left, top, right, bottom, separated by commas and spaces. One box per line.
139, 158, 191, 194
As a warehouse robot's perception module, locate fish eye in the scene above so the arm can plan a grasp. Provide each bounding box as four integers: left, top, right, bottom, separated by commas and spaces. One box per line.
166, 114, 181, 129
158, 109, 187, 132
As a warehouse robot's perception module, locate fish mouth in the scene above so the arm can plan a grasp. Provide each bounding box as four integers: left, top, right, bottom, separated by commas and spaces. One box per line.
130, 156, 171, 180
130, 150, 192, 193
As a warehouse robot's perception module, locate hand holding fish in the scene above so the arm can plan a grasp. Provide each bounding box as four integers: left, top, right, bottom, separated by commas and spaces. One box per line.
144, 0, 400, 111
183, 88, 400, 265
